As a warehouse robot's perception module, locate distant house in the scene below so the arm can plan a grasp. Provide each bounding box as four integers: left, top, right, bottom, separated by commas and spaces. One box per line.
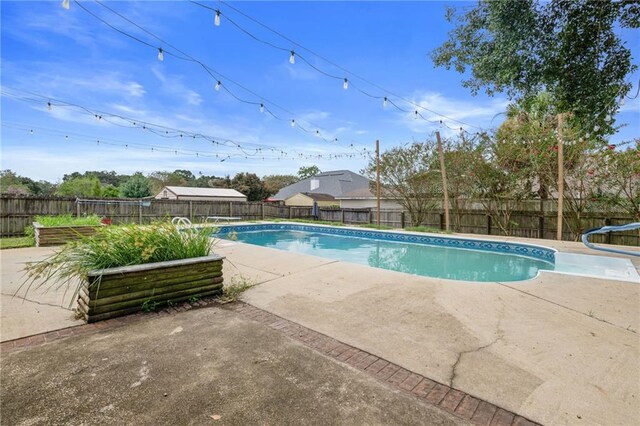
273, 170, 370, 204
284, 192, 336, 207
155, 186, 247, 202
335, 188, 403, 210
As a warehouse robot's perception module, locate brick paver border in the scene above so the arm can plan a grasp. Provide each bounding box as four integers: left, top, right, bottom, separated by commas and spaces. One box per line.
1, 300, 540, 426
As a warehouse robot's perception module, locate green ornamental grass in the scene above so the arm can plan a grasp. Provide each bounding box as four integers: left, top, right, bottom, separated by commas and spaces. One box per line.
35, 214, 102, 227
21, 223, 214, 298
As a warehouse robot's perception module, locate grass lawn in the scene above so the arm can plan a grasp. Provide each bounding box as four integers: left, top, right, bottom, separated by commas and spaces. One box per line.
0, 237, 34, 249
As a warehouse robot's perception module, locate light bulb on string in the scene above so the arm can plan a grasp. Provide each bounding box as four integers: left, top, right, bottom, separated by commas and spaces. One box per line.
343, 78, 348, 90
214, 9, 221, 26
157, 48, 164, 61
593, 125, 600, 132
291, 119, 296, 127
605, 114, 612, 122
383, 97, 388, 108
62, 0, 69, 10
260, 103, 264, 113
620, 97, 625, 106
414, 110, 419, 119
289, 51, 295, 64
47, 102, 52, 111
30, 129, 34, 135
65, 135, 69, 140
214, 81, 221, 91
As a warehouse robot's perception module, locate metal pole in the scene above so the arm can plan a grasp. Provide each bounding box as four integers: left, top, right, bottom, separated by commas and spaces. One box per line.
556, 113, 564, 241
436, 131, 450, 232
376, 139, 381, 226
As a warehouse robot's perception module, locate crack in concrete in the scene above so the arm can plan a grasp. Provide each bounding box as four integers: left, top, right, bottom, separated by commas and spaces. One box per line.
449, 296, 506, 388
1, 292, 74, 311
496, 281, 637, 334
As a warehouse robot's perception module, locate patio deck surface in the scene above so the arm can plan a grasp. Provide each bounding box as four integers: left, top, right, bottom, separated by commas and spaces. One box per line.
1, 228, 638, 425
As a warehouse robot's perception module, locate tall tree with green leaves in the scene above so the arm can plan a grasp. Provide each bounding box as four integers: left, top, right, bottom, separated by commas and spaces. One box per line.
432, 0, 638, 137
363, 142, 440, 226
297, 165, 321, 180
120, 173, 152, 198
263, 174, 298, 196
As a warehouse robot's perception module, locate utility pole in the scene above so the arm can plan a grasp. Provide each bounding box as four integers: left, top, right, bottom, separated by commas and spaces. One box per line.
436, 131, 450, 232
376, 139, 381, 226
556, 113, 565, 241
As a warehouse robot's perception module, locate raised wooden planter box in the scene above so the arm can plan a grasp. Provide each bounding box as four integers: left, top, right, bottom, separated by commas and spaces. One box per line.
33, 222, 101, 247
77, 255, 224, 323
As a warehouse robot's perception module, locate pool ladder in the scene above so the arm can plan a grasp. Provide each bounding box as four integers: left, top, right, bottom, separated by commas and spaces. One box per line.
581, 222, 640, 257
171, 217, 192, 228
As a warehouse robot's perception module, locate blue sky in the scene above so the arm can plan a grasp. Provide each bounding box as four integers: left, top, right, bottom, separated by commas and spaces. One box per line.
1, 1, 638, 182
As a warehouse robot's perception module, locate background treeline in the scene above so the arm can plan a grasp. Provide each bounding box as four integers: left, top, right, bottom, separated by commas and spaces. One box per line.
0, 167, 320, 202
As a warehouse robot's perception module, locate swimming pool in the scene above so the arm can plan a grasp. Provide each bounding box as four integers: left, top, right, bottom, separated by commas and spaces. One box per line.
215, 224, 556, 282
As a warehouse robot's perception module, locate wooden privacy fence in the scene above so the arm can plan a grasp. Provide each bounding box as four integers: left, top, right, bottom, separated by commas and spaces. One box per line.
1, 195, 637, 246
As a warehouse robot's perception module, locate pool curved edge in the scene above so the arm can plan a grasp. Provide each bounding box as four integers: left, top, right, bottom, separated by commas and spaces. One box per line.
214, 222, 557, 264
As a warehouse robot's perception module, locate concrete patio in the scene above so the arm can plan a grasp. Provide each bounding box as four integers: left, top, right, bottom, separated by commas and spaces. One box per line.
1, 230, 638, 425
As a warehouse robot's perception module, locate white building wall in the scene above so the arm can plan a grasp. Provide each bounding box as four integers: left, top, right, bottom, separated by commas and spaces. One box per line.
339, 199, 403, 210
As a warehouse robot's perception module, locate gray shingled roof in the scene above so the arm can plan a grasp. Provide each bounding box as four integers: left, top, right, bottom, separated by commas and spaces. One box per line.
273, 170, 370, 200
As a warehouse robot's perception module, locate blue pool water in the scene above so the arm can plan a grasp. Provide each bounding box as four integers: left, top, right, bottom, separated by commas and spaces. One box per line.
217, 224, 555, 282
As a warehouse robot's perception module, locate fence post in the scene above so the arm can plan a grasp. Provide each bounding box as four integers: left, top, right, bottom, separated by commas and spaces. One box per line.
341, 209, 345, 223
605, 218, 611, 244
189, 201, 193, 222
439, 213, 444, 230
229, 202, 233, 217
138, 202, 143, 224
538, 215, 544, 239
289, 206, 293, 219
369, 209, 373, 224
401, 211, 405, 229
261, 203, 265, 220
486, 215, 492, 235
76, 202, 81, 218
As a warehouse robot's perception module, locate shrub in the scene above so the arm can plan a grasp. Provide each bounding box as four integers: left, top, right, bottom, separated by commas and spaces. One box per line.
35, 214, 102, 227
21, 223, 214, 297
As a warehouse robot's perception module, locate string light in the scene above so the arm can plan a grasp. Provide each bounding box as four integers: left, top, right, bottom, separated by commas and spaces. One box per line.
157, 47, 164, 61
214, 80, 221, 91
47, 102, 52, 111
343, 78, 348, 90
62, 0, 69, 10
30, 129, 33, 135
214, 9, 221, 26
73, 2, 349, 144
4, 89, 372, 160
289, 51, 295, 64
259, 103, 264, 113
383, 97, 388, 108
414, 110, 419, 119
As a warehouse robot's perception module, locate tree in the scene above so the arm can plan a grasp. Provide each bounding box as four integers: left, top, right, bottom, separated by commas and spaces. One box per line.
0, 170, 31, 195
468, 137, 535, 236
592, 140, 640, 222
432, 0, 638, 136
298, 165, 320, 180
56, 177, 103, 197
230, 173, 268, 202
120, 173, 152, 198
263, 174, 298, 196
363, 142, 439, 226
440, 134, 485, 231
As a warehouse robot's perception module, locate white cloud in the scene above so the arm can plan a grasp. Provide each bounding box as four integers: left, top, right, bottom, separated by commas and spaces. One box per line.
398, 91, 509, 135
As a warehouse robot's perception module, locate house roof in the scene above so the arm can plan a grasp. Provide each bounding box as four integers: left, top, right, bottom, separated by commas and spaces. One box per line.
273, 170, 370, 200
162, 186, 246, 198
287, 192, 336, 202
